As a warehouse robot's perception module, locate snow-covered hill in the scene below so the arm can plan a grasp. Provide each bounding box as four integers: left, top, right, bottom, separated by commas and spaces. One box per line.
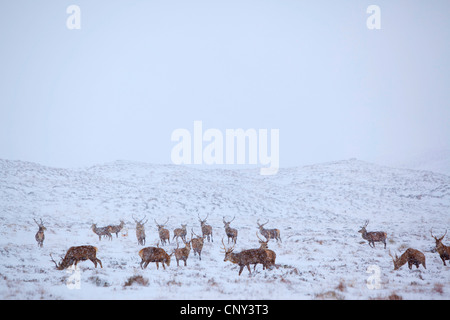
0, 158, 449, 299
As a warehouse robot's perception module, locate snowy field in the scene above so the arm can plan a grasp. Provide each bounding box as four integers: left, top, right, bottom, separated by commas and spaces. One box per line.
0, 158, 449, 300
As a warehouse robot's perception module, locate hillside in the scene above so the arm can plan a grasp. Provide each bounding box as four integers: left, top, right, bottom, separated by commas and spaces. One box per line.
0, 159, 449, 299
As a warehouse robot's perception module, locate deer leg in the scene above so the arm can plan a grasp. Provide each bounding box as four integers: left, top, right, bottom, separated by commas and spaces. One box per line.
238, 265, 244, 276
246, 264, 252, 275
156, 262, 159, 270
441, 256, 447, 266
97, 258, 103, 268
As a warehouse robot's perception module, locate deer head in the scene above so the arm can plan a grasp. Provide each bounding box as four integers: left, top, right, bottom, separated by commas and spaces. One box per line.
154, 218, 169, 231
431, 228, 447, 249
358, 220, 369, 234
33, 218, 46, 231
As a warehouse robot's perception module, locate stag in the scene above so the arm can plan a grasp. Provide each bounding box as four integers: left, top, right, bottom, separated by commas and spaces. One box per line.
173, 224, 187, 242
50, 245, 102, 270
257, 219, 281, 242
132, 215, 147, 246
198, 213, 213, 242
430, 229, 450, 266
173, 239, 191, 267
91, 224, 112, 241
256, 232, 276, 270
221, 238, 268, 276
33, 218, 46, 248
139, 246, 172, 270
108, 220, 125, 238
154, 218, 170, 246
191, 229, 205, 260
223, 216, 238, 244
358, 220, 387, 249
389, 248, 426, 270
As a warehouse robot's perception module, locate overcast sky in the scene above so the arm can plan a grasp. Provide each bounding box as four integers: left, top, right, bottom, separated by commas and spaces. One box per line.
0, 0, 449, 169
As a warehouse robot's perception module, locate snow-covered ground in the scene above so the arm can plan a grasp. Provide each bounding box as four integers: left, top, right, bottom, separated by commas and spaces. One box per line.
0, 158, 449, 300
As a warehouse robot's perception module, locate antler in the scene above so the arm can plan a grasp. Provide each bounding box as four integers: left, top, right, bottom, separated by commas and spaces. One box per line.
33, 218, 44, 227
431, 228, 447, 241
257, 219, 268, 227
221, 237, 234, 253
49, 254, 60, 269
388, 250, 398, 262
133, 215, 147, 224
256, 231, 266, 243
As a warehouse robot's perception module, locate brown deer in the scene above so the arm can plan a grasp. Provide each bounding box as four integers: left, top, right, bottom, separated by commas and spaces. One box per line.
257, 219, 281, 242
173, 224, 187, 242
33, 218, 46, 248
132, 215, 147, 246
107, 220, 125, 238
173, 239, 191, 267
139, 246, 172, 270
50, 245, 102, 270
198, 213, 213, 242
430, 229, 450, 266
256, 232, 276, 270
191, 229, 205, 260
91, 224, 112, 241
389, 248, 426, 270
358, 220, 387, 249
223, 216, 238, 244
154, 218, 170, 246
221, 238, 268, 276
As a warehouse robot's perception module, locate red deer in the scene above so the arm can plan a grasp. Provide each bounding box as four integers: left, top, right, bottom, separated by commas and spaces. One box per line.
221, 238, 268, 276
132, 215, 147, 246
191, 229, 205, 260
256, 232, 276, 270
198, 213, 213, 242
173, 239, 191, 267
139, 247, 172, 270
257, 219, 281, 242
358, 220, 387, 249
91, 224, 112, 241
154, 218, 170, 246
33, 218, 46, 248
107, 220, 124, 238
223, 216, 238, 244
389, 248, 426, 270
430, 229, 450, 266
173, 224, 187, 242
50, 245, 102, 270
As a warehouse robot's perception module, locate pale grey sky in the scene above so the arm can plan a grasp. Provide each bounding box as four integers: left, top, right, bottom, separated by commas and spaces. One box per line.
1, 1, 449, 168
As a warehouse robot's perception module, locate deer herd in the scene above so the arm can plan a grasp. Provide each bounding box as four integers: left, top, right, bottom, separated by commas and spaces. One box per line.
33, 214, 449, 276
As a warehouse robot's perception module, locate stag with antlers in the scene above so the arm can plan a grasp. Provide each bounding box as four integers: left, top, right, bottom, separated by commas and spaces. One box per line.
256, 232, 276, 270
221, 238, 268, 276
431, 229, 450, 266
257, 219, 281, 242
198, 213, 213, 242
50, 245, 102, 270
33, 218, 46, 248
358, 220, 387, 249
132, 215, 148, 246
155, 218, 170, 246
223, 216, 238, 244
389, 248, 426, 270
